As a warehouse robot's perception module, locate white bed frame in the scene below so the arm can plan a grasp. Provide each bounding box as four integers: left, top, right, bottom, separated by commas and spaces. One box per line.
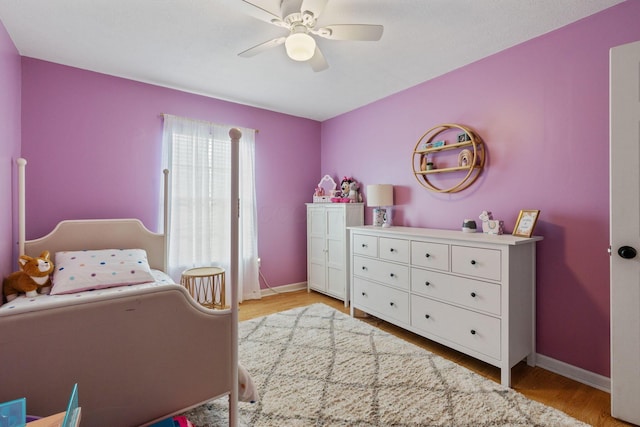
0, 129, 243, 426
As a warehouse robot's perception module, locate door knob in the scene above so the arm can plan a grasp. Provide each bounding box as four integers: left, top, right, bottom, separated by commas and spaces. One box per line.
618, 246, 637, 259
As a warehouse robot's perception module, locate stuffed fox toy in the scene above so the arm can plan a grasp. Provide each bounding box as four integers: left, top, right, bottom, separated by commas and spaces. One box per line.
3, 251, 54, 302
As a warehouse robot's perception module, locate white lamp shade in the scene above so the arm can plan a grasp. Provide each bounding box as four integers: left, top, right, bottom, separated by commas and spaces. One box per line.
285, 33, 316, 61
367, 184, 394, 207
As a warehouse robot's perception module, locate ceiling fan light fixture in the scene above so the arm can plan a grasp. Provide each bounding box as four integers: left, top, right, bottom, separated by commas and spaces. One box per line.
285, 32, 316, 61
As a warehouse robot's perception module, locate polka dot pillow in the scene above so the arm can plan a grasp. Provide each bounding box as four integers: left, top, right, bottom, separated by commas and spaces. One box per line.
51, 249, 156, 295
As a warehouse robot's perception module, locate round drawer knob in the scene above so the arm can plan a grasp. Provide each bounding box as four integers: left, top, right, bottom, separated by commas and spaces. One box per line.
425, 281, 431, 287
470, 260, 477, 265
362, 243, 368, 248
425, 314, 430, 319
389, 302, 395, 307
618, 246, 637, 259
362, 266, 367, 270
425, 253, 431, 258
470, 292, 476, 298
470, 329, 477, 335
390, 248, 396, 252
361, 292, 367, 297
390, 273, 395, 278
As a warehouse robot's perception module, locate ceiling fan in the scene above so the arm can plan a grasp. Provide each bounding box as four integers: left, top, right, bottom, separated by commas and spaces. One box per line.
237, 0, 384, 72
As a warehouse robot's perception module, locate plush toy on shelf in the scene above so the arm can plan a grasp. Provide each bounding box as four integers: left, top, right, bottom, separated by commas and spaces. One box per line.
2, 250, 54, 302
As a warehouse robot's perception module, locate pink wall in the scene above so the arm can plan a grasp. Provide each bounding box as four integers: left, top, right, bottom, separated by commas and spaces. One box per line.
321, 1, 640, 377
20, 59, 321, 290
0, 20, 21, 279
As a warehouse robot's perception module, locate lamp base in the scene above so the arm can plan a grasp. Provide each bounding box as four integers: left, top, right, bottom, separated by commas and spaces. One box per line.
372, 208, 392, 227
372, 208, 385, 226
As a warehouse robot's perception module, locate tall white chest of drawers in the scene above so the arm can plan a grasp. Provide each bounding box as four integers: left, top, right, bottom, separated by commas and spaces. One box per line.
307, 203, 364, 305
349, 226, 542, 387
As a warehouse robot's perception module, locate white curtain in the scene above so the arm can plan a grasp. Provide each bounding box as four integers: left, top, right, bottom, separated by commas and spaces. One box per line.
161, 114, 261, 302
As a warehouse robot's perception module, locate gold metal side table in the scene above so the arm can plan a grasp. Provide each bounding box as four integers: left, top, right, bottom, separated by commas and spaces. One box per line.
180, 266, 226, 309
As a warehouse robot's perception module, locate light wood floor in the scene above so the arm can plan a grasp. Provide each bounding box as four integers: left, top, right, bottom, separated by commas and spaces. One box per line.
238, 289, 633, 427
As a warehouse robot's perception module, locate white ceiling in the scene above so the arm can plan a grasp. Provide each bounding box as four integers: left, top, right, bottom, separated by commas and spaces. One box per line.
0, 0, 625, 121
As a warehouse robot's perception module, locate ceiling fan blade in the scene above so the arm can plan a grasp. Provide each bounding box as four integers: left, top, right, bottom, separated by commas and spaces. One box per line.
301, 0, 327, 18
309, 46, 329, 72
281, 0, 303, 18
315, 24, 384, 41
238, 37, 287, 58
238, 0, 285, 26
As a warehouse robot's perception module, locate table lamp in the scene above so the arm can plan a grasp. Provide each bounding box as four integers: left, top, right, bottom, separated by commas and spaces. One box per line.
367, 184, 394, 227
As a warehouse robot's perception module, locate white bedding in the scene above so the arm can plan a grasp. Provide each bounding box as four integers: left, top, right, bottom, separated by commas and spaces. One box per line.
0, 269, 175, 316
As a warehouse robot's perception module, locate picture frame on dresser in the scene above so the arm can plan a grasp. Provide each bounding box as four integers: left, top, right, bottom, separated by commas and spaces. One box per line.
512, 209, 540, 237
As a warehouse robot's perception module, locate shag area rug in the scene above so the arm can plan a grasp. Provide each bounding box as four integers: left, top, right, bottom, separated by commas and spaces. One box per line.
184, 303, 587, 426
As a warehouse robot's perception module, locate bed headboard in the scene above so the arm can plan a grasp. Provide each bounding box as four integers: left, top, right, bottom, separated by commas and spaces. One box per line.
24, 219, 166, 271
17, 159, 169, 271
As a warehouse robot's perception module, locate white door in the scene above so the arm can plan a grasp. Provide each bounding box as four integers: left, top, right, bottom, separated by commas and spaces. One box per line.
610, 39, 640, 425
307, 207, 326, 292
326, 208, 346, 297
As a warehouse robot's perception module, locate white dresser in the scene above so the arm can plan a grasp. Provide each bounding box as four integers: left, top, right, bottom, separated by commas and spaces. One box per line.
349, 225, 542, 386
307, 203, 363, 305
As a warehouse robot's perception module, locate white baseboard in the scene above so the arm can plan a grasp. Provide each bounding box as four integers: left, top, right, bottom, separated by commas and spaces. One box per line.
260, 281, 306, 297
536, 353, 610, 393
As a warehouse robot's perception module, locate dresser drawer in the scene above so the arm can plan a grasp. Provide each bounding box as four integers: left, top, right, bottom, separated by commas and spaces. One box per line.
353, 277, 410, 324
411, 268, 501, 315
451, 246, 501, 281
411, 295, 501, 360
411, 241, 449, 271
353, 255, 410, 290
353, 234, 378, 257
379, 237, 410, 263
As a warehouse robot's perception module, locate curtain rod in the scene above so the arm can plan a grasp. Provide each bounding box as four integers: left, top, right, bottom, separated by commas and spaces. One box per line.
159, 113, 259, 133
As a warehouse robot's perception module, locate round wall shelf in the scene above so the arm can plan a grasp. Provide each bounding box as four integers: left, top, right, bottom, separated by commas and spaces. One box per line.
412, 123, 485, 193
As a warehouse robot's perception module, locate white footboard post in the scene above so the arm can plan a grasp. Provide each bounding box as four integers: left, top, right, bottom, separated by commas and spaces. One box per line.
229, 128, 241, 427
162, 168, 170, 271
17, 158, 27, 255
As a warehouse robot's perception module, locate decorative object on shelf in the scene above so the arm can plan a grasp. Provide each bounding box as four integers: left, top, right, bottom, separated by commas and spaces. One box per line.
366, 184, 394, 227
458, 149, 473, 167
513, 210, 540, 237
420, 156, 435, 171
341, 176, 362, 203
423, 140, 446, 150
329, 176, 361, 203
348, 181, 361, 203
458, 132, 472, 143
479, 210, 504, 235
313, 175, 337, 203
412, 123, 485, 193
340, 177, 351, 196
461, 219, 478, 233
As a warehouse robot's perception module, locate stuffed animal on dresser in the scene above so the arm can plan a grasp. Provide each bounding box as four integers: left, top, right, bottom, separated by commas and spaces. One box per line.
479, 210, 504, 235
2, 251, 54, 302
340, 177, 351, 198
348, 180, 362, 203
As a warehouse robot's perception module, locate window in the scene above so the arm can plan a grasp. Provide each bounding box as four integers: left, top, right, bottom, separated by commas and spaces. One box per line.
161, 114, 260, 302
